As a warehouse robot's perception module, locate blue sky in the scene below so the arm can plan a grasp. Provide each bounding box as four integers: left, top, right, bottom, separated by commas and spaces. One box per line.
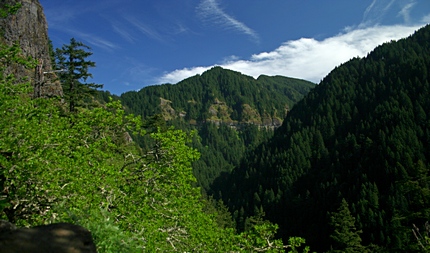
39, 0, 430, 95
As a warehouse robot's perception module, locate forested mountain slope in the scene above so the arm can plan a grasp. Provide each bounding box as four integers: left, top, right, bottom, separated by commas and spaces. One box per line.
214, 24, 430, 252
120, 67, 315, 191
121, 67, 314, 128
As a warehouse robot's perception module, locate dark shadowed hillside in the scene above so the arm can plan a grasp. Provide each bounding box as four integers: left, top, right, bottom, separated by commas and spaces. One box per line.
214, 24, 430, 252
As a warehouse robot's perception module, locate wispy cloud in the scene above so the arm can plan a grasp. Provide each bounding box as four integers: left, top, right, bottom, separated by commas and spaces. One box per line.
111, 21, 136, 43
172, 23, 190, 35
84, 36, 118, 51
124, 16, 164, 42
155, 24, 423, 85
423, 14, 430, 23
196, 0, 259, 42
116, 57, 158, 86
398, 1, 416, 23
43, 6, 78, 28
44, 0, 121, 28
360, 0, 395, 27
59, 28, 118, 51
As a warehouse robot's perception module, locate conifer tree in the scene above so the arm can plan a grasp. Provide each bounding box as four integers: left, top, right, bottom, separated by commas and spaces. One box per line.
329, 198, 367, 253
55, 38, 102, 112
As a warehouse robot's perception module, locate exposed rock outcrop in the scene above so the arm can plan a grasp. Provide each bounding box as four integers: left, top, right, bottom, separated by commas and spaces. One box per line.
0, 0, 62, 97
160, 95, 287, 129
160, 97, 176, 120
0, 220, 97, 253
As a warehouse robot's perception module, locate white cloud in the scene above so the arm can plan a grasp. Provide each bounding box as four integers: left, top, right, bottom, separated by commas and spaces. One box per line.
157, 67, 210, 84
196, 0, 259, 42
155, 25, 423, 84
156, 1, 427, 85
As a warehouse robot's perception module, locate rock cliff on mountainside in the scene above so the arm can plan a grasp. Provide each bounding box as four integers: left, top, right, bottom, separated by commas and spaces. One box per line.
1, 0, 62, 97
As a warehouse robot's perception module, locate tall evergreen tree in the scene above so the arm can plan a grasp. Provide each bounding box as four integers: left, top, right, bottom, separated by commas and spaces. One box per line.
329, 199, 366, 253
55, 38, 102, 112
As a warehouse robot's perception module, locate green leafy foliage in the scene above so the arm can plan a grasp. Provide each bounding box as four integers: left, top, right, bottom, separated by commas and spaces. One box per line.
0, 2, 21, 19
0, 40, 310, 252
232, 219, 311, 253
235, 222, 289, 252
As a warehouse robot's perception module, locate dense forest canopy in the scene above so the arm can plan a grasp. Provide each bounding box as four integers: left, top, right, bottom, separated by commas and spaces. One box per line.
214, 24, 430, 252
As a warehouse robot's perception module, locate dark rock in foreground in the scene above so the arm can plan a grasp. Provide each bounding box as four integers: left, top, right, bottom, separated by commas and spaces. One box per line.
0, 220, 97, 253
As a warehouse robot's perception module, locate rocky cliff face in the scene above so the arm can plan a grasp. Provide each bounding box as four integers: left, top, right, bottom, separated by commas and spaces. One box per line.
1, 0, 62, 97
159, 96, 287, 130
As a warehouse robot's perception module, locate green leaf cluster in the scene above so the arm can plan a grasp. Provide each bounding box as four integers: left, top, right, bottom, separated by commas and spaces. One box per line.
0, 2, 21, 19
0, 41, 310, 252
